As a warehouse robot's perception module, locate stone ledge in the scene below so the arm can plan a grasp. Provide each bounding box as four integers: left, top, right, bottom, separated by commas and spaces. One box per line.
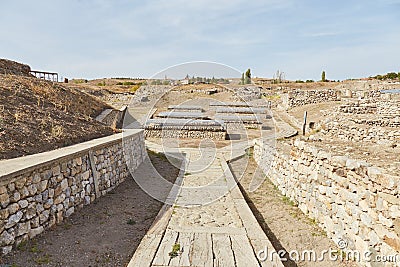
0, 130, 143, 183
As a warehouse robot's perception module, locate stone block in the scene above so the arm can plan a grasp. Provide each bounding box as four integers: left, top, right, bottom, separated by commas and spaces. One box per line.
383, 235, 400, 253
0, 209, 9, 220
5, 211, 23, 228
8, 203, 19, 215
52, 165, 61, 176
378, 192, 400, 205
36, 180, 48, 193
360, 213, 373, 228
0, 193, 10, 208
379, 213, 393, 228
28, 226, 44, 239
15, 177, 27, 189
0, 186, 7, 195
54, 193, 66, 205
16, 222, 30, 237
39, 210, 50, 224
0, 230, 14, 246
65, 207, 74, 217
346, 159, 360, 170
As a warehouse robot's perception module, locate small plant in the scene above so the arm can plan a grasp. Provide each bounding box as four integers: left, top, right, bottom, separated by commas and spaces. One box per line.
282, 196, 297, 207
16, 240, 28, 251
34, 254, 51, 264
123, 81, 135, 86
62, 222, 72, 230
14, 111, 22, 123
30, 243, 42, 253
246, 148, 254, 158
127, 218, 136, 225
51, 125, 64, 138
168, 243, 181, 258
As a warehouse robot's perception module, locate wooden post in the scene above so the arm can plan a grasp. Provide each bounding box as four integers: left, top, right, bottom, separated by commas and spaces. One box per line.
303, 111, 307, 135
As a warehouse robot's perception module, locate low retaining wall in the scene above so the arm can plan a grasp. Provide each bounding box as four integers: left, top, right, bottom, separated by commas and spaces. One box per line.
322, 119, 400, 143
339, 100, 400, 115
0, 130, 145, 254
254, 139, 400, 266
281, 89, 340, 109
144, 129, 226, 140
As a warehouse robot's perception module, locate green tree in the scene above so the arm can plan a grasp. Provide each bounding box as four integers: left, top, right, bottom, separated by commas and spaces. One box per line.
245, 69, 251, 84
321, 71, 326, 82
386, 72, 397, 80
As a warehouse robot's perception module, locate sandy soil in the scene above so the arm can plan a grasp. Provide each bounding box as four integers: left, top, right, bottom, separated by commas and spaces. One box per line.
229, 155, 357, 267
1, 151, 180, 267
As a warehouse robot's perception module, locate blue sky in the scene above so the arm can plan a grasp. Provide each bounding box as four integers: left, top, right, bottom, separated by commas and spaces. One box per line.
1, 0, 399, 80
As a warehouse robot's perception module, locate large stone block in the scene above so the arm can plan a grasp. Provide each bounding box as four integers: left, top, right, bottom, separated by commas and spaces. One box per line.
5, 211, 23, 228
0, 193, 10, 208
0, 230, 14, 246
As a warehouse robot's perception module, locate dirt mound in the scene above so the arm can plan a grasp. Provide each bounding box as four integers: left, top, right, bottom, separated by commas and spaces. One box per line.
0, 59, 32, 76
0, 74, 115, 160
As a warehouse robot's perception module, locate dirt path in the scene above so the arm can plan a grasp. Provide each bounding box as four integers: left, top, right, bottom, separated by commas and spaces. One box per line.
1, 151, 180, 267
229, 155, 357, 267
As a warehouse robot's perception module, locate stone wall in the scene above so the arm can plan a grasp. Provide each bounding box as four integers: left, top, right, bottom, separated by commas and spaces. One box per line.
339, 100, 400, 115
0, 130, 145, 254
254, 139, 400, 266
323, 99, 400, 143
281, 89, 340, 109
144, 129, 226, 140
322, 118, 400, 143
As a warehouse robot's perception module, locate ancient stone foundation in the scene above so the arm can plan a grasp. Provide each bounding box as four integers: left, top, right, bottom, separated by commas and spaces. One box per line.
144, 129, 226, 140
281, 89, 340, 109
0, 130, 145, 254
254, 139, 400, 266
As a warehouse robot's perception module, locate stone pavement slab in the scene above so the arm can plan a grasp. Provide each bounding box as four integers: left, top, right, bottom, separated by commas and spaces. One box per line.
128, 141, 283, 267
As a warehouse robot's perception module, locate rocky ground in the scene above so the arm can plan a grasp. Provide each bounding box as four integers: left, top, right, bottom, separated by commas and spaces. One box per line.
1, 151, 180, 267
229, 155, 357, 267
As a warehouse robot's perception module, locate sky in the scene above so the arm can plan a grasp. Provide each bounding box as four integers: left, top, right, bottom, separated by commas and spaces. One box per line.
1, 0, 399, 81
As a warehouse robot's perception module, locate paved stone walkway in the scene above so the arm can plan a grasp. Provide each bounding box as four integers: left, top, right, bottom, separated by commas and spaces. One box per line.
128, 142, 283, 267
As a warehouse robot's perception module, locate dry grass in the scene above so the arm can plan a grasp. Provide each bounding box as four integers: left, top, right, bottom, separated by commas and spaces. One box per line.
0, 74, 114, 159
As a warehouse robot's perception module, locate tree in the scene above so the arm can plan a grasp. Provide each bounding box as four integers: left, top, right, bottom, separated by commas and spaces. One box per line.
241, 73, 245, 85
245, 69, 251, 84
273, 70, 285, 84
321, 71, 326, 82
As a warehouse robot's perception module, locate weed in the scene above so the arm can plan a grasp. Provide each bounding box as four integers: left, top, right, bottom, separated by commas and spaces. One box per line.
30, 244, 42, 253
14, 111, 22, 123
62, 222, 72, 230
34, 254, 51, 265
308, 218, 318, 225
282, 196, 297, 207
51, 125, 63, 138
16, 240, 28, 251
246, 148, 254, 157
127, 218, 136, 225
169, 243, 181, 258
130, 84, 141, 92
